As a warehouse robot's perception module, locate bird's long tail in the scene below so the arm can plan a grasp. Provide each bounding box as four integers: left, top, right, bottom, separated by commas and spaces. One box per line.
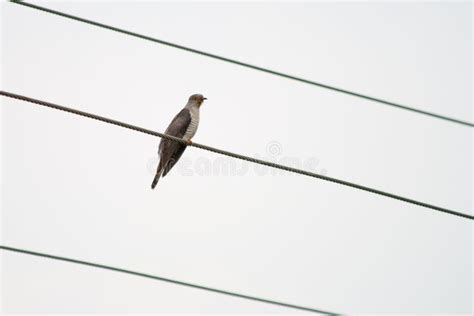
151, 165, 163, 189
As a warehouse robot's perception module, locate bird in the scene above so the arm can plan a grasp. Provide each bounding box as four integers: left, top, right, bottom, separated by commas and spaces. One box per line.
151, 94, 207, 189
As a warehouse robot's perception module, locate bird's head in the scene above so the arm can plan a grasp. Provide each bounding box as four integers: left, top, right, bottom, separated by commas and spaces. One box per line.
189, 94, 207, 107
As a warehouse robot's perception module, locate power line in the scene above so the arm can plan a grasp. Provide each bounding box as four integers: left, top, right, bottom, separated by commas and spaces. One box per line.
0, 245, 339, 314
10, 0, 473, 128
1, 90, 472, 220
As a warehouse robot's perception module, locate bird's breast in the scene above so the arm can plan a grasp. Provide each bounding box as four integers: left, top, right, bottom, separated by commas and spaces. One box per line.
183, 108, 200, 141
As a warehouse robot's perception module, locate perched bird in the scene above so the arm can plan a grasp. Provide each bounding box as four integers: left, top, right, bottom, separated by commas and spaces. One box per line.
151, 94, 207, 189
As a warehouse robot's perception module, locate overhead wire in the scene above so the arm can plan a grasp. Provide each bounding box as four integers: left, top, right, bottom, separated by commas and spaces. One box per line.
0, 245, 339, 314
1, 91, 472, 220
9, 0, 474, 128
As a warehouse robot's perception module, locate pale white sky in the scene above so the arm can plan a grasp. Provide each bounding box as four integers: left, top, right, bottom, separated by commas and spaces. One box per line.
1, 1, 473, 314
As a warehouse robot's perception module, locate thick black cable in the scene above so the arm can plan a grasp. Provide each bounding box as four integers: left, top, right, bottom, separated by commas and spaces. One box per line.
9, 0, 473, 128
1, 91, 472, 220
0, 245, 339, 314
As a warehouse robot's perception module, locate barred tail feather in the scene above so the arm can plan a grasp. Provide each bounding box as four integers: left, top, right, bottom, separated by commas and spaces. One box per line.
151, 169, 162, 189
151, 161, 164, 189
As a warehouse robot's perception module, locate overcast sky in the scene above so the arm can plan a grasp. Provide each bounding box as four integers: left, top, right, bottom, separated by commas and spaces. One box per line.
1, 1, 472, 314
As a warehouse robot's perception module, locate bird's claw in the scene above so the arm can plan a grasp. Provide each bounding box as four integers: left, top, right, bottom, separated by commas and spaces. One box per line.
186, 139, 193, 145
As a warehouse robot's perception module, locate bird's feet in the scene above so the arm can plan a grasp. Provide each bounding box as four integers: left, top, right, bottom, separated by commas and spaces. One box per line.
186, 139, 193, 145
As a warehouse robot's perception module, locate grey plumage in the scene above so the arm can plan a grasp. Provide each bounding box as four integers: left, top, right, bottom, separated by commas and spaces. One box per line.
151, 94, 206, 189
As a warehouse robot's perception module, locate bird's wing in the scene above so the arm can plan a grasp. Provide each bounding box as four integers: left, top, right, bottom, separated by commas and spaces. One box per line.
163, 109, 192, 139
162, 145, 186, 177
158, 108, 191, 177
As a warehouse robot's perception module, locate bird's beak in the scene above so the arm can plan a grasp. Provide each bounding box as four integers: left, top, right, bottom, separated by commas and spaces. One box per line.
203, 97, 207, 100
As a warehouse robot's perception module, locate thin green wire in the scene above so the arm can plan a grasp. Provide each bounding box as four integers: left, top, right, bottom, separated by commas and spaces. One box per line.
9, 0, 473, 128
0, 245, 340, 315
